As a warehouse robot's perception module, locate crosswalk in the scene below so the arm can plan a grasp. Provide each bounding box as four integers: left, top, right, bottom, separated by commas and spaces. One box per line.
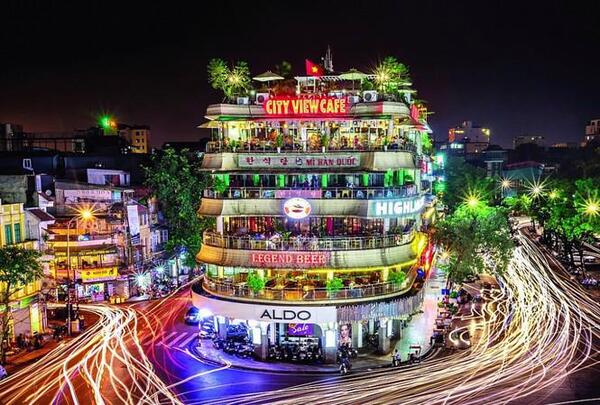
140, 331, 198, 349
162, 331, 197, 349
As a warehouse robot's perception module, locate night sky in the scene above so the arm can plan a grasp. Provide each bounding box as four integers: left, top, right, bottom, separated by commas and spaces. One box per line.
1, 1, 599, 148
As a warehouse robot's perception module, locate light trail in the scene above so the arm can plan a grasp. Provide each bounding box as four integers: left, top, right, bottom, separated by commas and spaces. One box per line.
1, 233, 598, 404
0, 301, 184, 405
202, 232, 600, 405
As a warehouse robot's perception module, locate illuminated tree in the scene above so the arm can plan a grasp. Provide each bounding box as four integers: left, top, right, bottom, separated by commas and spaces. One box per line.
207, 58, 252, 102
373, 56, 411, 97
433, 203, 513, 283
442, 156, 494, 211
0, 247, 43, 364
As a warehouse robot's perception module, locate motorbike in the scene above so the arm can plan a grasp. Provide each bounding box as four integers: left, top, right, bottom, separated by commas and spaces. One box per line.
236, 343, 255, 358
224, 340, 237, 354
339, 356, 352, 375
268, 345, 282, 361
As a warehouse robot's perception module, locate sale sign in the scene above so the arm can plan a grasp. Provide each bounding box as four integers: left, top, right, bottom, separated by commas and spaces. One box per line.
264, 96, 348, 116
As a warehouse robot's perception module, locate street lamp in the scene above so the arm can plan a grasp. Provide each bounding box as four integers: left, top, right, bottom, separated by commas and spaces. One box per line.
66, 207, 96, 336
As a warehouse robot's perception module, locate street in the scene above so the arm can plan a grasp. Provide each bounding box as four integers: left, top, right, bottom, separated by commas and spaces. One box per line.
1, 230, 599, 404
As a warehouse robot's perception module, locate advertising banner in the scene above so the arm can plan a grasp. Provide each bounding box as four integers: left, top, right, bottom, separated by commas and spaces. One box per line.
239, 154, 360, 169
250, 251, 329, 268
287, 323, 314, 336
126, 204, 140, 245
191, 291, 338, 323
79, 267, 118, 282
367, 195, 425, 218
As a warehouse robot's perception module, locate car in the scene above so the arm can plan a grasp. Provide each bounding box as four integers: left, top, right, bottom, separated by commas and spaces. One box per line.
184, 307, 201, 325
0, 364, 7, 380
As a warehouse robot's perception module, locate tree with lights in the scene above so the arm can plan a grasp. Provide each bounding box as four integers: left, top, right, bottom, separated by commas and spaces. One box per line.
442, 156, 495, 211
433, 197, 513, 283
0, 246, 43, 364
207, 58, 252, 102
143, 148, 214, 282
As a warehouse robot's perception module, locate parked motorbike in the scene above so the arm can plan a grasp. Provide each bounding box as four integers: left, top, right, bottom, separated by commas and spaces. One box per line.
338, 355, 352, 375
236, 343, 255, 358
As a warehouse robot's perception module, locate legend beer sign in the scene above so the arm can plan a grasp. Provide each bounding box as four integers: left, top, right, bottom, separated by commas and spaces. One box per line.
264, 96, 348, 116
368, 196, 425, 218
250, 251, 330, 268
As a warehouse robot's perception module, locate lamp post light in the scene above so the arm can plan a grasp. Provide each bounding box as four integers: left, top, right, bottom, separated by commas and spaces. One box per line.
66, 207, 95, 336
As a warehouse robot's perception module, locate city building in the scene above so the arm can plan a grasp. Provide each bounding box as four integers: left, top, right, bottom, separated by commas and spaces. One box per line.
584, 118, 600, 145
119, 125, 150, 154
513, 135, 544, 149
192, 59, 435, 363
481, 144, 508, 178
447, 121, 490, 157
0, 199, 46, 340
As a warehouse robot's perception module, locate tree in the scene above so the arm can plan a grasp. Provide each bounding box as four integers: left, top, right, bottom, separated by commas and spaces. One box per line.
542, 178, 600, 267
442, 156, 494, 211
433, 203, 513, 283
0, 246, 43, 364
247, 272, 265, 295
274, 60, 293, 79
143, 148, 213, 281
207, 58, 252, 102
373, 56, 411, 97
388, 270, 407, 286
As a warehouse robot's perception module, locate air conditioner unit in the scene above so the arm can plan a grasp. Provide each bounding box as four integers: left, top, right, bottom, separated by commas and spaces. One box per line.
237, 97, 249, 105
255, 93, 269, 105
362, 90, 378, 102
347, 95, 360, 104
328, 91, 344, 98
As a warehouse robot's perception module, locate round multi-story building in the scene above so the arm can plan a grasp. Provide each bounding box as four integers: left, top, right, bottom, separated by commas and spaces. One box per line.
193, 71, 436, 363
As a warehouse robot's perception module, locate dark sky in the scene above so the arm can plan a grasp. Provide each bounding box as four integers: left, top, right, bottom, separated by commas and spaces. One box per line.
1, 0, 599, 148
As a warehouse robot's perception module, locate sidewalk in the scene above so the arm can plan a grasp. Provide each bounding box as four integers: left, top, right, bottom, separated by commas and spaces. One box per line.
192, 266, 447, 374
3, 336, 65, 374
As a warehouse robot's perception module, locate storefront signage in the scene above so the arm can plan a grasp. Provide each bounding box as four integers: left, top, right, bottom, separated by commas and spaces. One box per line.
264, 96, 348, 116
368, 196, 425, 218
239, 154, 360, 169
275, 189, 321, 199
79, 267, 118, 282
250, 251, 329, 268
260, 309, 312, 321
64, 189, 112, 204
283, 197, 311, 219
191, 291, 338, 323
288, 323, 314, 336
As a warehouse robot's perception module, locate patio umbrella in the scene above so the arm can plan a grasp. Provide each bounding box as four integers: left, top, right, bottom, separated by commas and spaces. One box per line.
252, 71, 285, 82
339, 69, 368, 90
252, 71, 284, 90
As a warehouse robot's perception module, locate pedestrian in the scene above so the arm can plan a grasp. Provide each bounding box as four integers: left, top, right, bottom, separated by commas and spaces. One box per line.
16, 333, 24, 349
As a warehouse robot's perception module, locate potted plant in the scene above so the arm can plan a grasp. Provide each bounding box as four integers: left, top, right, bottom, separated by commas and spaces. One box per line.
388, 270, 407, 288
320, 132, 329, 153
247, 272, 266, 297
449, 290, 459, 304
382, 136, 390, 151
326, 277, 344, 298
275, 133, 283, 153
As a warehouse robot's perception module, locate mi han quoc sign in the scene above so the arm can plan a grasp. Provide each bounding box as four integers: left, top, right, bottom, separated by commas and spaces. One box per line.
264, 96, 348, 117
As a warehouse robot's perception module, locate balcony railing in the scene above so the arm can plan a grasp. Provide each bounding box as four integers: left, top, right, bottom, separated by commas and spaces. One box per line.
203, 230, 414, 251
202, 277, 412, 302
203, 185, 418, 200
206, 141, 417, 154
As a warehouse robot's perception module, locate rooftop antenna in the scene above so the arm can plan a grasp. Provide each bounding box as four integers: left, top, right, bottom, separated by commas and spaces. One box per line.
322, 45, 334, 73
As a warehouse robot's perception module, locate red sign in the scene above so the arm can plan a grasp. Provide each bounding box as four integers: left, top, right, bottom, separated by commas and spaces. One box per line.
264, 96, 348, 116
250, 252, 329, 268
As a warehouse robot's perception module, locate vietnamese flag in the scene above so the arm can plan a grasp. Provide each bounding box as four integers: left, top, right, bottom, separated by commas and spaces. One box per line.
305, 59, 324, 76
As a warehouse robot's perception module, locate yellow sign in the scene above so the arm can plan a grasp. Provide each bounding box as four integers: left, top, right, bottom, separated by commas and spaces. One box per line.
79, 267, 118, 281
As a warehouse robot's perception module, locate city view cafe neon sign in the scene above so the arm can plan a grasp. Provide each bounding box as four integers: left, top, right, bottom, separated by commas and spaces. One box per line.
264, 96, 348, 116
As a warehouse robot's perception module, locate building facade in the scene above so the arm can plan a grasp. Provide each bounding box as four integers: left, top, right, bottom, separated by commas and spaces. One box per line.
193, 74, 435, 362
0, 200, 46, 341
119, 125, 150, 154
584, 119, 600, 145
446, 121, 490, 159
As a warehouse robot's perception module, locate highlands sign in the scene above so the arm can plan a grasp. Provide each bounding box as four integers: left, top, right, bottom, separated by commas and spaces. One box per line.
368, 196, 425, 218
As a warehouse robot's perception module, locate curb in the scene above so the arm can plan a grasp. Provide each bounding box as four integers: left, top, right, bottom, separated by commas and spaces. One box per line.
189, 339, 438, 375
